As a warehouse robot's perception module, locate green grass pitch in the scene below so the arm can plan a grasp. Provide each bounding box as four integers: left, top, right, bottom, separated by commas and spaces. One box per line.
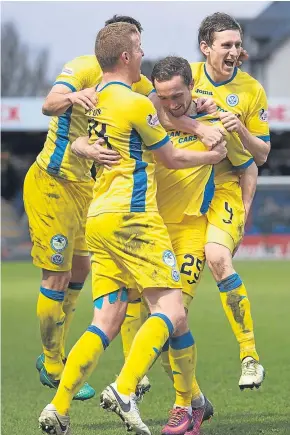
2, 261, 289, 435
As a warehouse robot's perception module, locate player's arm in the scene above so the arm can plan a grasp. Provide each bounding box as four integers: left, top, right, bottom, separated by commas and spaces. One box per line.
239, 161, 258, 221
235, 123, 270, 166
219, 86, 271, 166
131, 98, 227, 169
42, 59, 96, 116
149, 93, 225, 150
71, 136, 120, 166
153, 139, 227, 169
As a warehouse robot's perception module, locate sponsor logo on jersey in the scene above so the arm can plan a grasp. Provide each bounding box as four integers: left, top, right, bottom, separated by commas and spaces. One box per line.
196, 89, 213, 96
147, 114, 160, 127
226, 94, 239, 107
259, 109, 268, 122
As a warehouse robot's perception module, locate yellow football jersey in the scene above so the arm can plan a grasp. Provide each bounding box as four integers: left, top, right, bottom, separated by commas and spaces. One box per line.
156, 113, 253, 223
36, 55, 154, 182
190, 62, 270, 183
86, 81, 169, 216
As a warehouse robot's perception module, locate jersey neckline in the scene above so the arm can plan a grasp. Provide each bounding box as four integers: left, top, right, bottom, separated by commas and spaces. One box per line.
96, 81, 132, 92
203, 64, 238, 87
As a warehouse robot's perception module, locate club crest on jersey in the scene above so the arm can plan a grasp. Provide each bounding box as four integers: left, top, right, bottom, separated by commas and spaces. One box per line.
163, 250, 176, 267
147, 114, 160, 127
171, 269, 180, 282
259, 109, 268, 122
50, 234, 68, 252
226, 94, 239, 107
51, 253, 64, 265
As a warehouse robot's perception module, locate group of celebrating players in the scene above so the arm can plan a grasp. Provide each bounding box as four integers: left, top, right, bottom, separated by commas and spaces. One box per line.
23, 11, 271, 435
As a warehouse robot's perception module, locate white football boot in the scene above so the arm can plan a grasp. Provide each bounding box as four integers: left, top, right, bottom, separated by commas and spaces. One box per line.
239, 357, 265, 390
39, 404, 71, 435
100, 382, 151, 434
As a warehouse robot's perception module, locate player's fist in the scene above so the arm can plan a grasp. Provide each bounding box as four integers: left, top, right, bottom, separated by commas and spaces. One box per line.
198, 124, 226, 150
68, 87, 97, 110
219, 111, 242, 133
209, 140, 227, 164
196, 97, 217, 114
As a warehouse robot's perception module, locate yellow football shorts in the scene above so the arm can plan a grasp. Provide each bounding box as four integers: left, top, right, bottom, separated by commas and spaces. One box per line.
206, 181, 245, 253
86, 212, 182, 302
166, 214, 208, 309
23, 162, 93, 271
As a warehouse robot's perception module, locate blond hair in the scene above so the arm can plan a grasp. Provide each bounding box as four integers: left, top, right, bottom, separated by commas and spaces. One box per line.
95, 22, 139, 72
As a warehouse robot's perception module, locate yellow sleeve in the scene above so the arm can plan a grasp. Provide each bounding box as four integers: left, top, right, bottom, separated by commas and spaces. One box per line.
130, 96, 169, 149
245, 84, 270, 142
226, 131, 254, 169
132, 74, 154, 96
54, 56, 101, 91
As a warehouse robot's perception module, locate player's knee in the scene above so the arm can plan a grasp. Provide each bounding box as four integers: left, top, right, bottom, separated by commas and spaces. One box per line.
42, 269, 72, 291
205, 245, 233, 282
172, 309, 189, 336
92, 297, 128, 341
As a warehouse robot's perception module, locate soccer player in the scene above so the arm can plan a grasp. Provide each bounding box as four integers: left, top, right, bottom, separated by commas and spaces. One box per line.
152, 55, 258, 434
23, 15, 156, 400
189, 12, 270, 389
38, 23, 227, 435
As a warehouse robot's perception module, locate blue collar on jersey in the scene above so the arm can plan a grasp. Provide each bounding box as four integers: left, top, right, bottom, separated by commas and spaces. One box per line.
95, 81, 132, 92
189, 112, 208, 119
204, 64, 238, 87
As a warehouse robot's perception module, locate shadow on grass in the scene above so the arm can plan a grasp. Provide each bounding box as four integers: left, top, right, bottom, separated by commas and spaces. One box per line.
149, 415, 289, 435
76, 412, 290, 434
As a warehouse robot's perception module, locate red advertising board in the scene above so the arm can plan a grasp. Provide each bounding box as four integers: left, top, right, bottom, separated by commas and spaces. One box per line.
236, 235, 290, 259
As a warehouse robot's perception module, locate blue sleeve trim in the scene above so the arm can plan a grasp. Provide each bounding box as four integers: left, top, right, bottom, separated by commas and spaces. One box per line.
232, 157, 254, 170
148, 89, 156, 96
54, 81, 77, 92
256, 135, 270, 142
149, 135, 169, 150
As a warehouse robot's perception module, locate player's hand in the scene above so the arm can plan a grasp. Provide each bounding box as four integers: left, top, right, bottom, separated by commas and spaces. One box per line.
209, 140, 227, 164
196, 97, 217, 114
67, 87, 97, 110
89, 138, 121, 169
237, 48, 249, 67
219, 111, 242, 133
197, 124, 226, 150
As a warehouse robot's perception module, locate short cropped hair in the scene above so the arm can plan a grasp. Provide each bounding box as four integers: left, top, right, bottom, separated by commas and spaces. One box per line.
151, 56, 192, 87
105, 15, 143, 33
95, 22, 139, 72
198, 12, 242, 45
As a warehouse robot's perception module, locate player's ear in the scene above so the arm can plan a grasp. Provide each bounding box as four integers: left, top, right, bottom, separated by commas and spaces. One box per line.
121, 51, 130, 64
200, 41, 210, 57
189, 81, 194, 91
